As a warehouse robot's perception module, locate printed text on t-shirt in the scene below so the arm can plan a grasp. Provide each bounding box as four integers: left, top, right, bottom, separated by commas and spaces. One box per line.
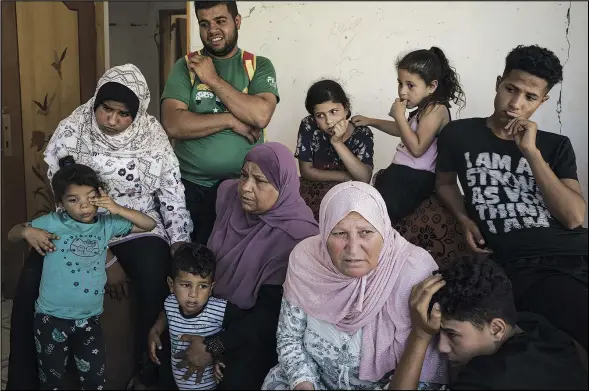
465, 152, 550, 234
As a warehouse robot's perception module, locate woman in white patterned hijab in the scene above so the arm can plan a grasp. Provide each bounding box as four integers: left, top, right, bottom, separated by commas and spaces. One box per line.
45, 64, 193, 248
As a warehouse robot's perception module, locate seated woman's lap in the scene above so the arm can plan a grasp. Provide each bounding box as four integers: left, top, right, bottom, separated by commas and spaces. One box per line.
110, 235, 170, 297
218, 347, 278, 390
109, 236, 171, 375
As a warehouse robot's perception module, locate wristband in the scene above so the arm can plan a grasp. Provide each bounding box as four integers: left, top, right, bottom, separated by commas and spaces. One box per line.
106, 255, 118, 269
203, 334, 225, 359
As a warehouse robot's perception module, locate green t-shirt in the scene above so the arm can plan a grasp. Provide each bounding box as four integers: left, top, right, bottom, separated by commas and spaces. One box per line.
161, 49, 280, 187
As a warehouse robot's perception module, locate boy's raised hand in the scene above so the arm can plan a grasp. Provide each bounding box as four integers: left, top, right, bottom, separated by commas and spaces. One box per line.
409, 275, 446, 340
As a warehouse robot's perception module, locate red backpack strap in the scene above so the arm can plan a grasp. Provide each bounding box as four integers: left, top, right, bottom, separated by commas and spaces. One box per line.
185, 50, 201, 86
241, 50, 265, 140
241, 50, 256, 85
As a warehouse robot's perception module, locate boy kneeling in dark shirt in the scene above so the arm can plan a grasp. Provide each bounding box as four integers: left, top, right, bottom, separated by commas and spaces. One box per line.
390, 256, 587, 390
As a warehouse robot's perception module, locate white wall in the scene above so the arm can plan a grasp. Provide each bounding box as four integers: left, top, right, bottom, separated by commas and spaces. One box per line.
189, 1, 588, 225
109, 1, 186, 120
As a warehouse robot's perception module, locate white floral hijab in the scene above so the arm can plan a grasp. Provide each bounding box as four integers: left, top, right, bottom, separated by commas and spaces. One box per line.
45, 64, 177, 191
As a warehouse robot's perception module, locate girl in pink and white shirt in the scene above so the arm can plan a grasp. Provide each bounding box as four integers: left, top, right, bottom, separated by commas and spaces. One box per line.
352, 47, 465, 220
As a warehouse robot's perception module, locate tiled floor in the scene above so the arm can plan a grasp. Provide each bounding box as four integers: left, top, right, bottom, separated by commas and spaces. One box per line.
1, 298, 12, 390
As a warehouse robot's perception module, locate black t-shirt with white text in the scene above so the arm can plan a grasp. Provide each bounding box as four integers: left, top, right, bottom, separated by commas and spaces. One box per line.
451, 312, 588, 390
437, 118, 587, 261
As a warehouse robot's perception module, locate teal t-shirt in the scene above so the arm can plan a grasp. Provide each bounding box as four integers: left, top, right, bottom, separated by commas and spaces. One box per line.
32, 212, 133, 320
161, 49, 280, 187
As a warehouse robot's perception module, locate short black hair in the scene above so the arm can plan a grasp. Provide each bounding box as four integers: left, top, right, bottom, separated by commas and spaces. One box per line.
503, 45, 563, 91
432, 256, 517, 329
171, 243, 216, 280
194, 1, 238, 19
51, 156, 102, 201
305, 79, 352, 119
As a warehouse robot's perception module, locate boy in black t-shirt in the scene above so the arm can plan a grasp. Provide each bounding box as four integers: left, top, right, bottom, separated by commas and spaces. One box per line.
435, 45, 587, 349
389, 256, 587, 390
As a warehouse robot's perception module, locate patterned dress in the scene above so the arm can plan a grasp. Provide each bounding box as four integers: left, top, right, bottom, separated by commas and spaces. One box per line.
295, 115, 374, 220
295, 115, 374, 171
44, 64, 193, 245
262, 299, 446, 390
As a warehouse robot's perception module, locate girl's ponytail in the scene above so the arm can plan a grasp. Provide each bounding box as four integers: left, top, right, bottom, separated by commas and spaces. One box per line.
397, 47, 466, 115
429, 46, 466, 114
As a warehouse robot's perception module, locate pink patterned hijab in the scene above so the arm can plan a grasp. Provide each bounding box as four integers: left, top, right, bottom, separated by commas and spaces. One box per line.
283, 181, 448, 383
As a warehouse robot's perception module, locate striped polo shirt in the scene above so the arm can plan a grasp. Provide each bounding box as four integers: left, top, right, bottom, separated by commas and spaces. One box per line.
164, 294, 227, 390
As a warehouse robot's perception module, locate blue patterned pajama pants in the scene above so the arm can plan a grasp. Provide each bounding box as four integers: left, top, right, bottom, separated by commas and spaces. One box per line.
34, 313, 106, 390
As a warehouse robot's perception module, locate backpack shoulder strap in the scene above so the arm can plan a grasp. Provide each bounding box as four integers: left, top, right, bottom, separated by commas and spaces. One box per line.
241, 50, 256, 84
241, 50, 265, 140
185, 50, 201, 86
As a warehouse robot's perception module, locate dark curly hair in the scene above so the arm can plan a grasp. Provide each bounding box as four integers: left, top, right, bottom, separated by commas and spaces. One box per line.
305, 79, 352, 119
171, 243, 216, 280
396, 47, 466, 117
432, 255, 517, 329
51, 156, 102, 202
194, 1, 238, 19
503, 45, 563, 91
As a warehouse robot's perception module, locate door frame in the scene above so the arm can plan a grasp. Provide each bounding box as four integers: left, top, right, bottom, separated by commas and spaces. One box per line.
1, 1, 28, 298
159, 9, 186, 92
63, 1, 97, 102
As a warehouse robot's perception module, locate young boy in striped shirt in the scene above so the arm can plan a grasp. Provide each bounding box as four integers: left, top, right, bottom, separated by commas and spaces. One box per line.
148, 243, 226, 390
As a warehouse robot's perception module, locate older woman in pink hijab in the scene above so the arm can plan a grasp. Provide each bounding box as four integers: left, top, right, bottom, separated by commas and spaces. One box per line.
262, 181, 448, 390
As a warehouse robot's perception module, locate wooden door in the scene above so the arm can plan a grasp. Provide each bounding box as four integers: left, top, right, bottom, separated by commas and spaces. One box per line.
1, 1, 98, 298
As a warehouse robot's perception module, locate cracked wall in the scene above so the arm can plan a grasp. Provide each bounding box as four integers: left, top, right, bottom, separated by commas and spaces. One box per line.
559, 1, 588, 226
188, 1, 588, 225
555, 1, 572, 135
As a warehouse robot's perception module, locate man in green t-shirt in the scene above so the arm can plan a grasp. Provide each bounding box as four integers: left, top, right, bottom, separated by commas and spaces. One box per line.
161, 1, 279, 245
